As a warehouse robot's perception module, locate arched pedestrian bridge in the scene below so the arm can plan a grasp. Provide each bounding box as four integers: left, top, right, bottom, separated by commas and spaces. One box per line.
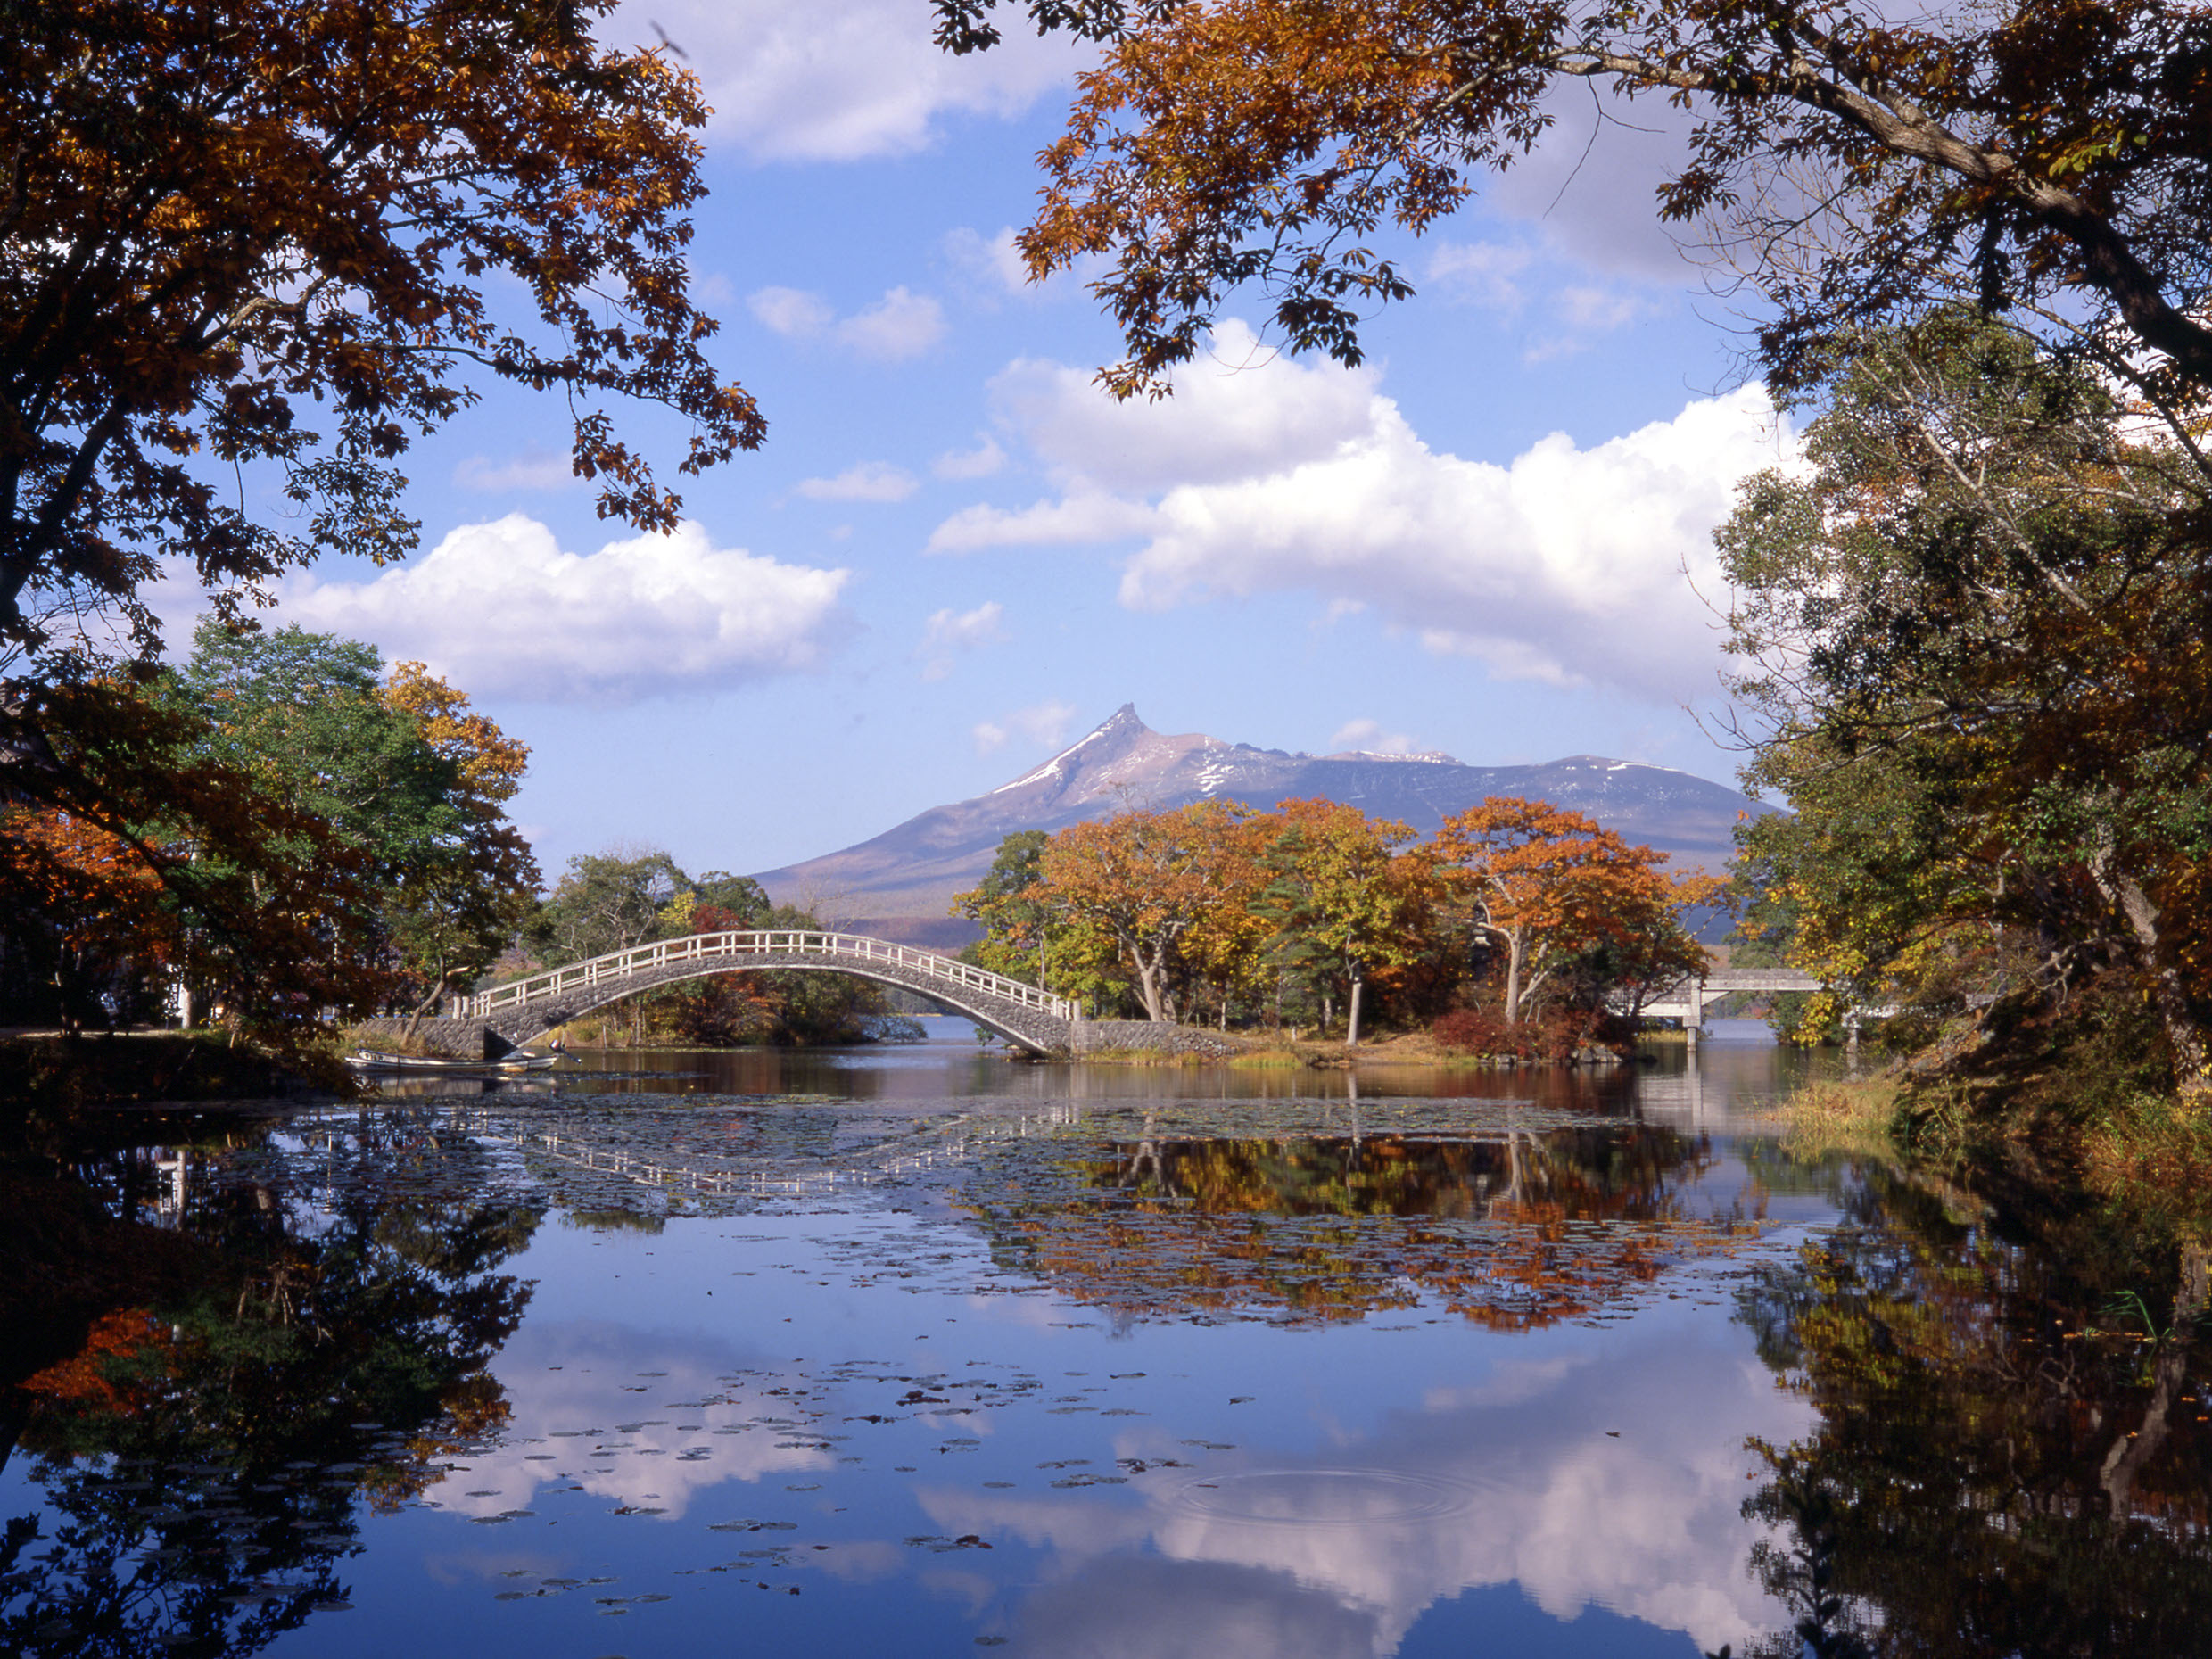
447, 929, 1081, 1057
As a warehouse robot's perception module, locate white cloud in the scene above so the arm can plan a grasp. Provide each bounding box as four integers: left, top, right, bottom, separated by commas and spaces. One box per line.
834, 286, 946, 360
1426, 241, 1534, 312
1427, 244, 1666, 360
929, 491, 1159, 553
944, 225, 1031, 297
452, 450, 577, 493
795, 461, 918, 502
1488, 82, 1705, 284
973, 698, 1076, 754
277, 514, 849, 703
749, 285, 946, 360
985, 321, 1376, 495
1328, 718, 1418, 755
1121, 388, 1785, 698
747, 285, 836, 337
918, 600, 1006, 680
933, 433, 1006, 481
1557, 286, 1652, 330
1520, 285, 1663, 359
924, 1320, 1810, 1659
933, 325, 1795, 701
603, 0, 1088, 163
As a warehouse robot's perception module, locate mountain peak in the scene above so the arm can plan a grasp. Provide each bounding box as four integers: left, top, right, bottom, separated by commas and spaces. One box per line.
755, 706, 1774, 935
987, 702, 1157, 798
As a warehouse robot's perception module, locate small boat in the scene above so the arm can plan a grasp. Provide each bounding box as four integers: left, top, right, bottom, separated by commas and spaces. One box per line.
347, 1049, 558, 1074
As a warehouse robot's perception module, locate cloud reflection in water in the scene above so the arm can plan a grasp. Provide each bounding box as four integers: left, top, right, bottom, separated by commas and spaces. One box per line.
925, 1327, 1809, 1657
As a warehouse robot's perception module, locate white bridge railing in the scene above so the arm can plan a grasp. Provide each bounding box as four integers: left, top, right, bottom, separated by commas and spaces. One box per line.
465, 930, 1075, 1023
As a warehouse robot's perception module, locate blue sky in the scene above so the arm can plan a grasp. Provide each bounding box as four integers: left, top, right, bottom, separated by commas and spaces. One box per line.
168, 2, 1802, 885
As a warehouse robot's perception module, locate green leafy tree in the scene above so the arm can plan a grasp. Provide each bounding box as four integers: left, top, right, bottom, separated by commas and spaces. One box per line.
1252, 799, 1433, 1046
1719, 311, 2212, 1082
532, 848, 688, 965
157, 623, 539, 1036
955, 830, 1055, 987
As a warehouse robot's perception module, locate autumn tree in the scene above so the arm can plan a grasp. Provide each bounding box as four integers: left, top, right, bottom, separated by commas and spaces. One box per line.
0, 673, 398, 1047
377, 663, 539, 1037
1435, 796, 1699, 1026
939, 1, 2212, 418
0, 0, 758, 1050
1252, 798, 1434, 1045
0, 802, 175, 1028
136, 623, 541, 1036
1041, 800, 1257, 1021
1721, 312, 2212, 1078
0, 0, 757, 839
1179, 811, 1276, 1028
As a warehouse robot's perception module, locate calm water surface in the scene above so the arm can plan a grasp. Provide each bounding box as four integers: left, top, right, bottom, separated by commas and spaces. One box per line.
7, 1021, 2210, 1656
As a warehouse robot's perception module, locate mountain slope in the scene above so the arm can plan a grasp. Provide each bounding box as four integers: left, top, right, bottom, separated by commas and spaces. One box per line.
753, 705, 1770, 945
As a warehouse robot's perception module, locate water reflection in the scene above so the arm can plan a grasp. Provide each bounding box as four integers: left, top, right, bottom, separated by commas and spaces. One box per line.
1734, 1163, 2212, 1656
2, 1151, 539, 1659
964, 1123, 1774, 1330
927, 1317, 1809, 1657
9, 1041, 2208, 1656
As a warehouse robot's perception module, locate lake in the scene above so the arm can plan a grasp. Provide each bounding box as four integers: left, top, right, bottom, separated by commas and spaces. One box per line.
6, 1020, 2209, 1657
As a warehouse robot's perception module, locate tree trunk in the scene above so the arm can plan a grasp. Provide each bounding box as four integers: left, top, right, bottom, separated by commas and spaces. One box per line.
1345, 968, 1364, 1048
400, 969, 450, 1044
1132, 946, 1170, 1021
1503, 931, 1525, 1027
2090, 830, 2210, 1089
2102, 1242, 2210, 1511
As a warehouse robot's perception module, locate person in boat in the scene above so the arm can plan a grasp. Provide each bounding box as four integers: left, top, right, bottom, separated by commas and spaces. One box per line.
549, 1030, 565, 1054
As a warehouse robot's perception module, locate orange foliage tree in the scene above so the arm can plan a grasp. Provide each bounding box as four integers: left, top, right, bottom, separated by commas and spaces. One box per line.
939, 2, 2212, 413
1434, 796, 1706, 1026
2, 630, 540, 1046
960, 792, 1701, 1040
1, 676, 388, 1042
378, 663, 541, 1036
0, 804, 176, 1028
1041, 800, 1259, 1021
2, 0, 758, 685
0, 2, 757, 995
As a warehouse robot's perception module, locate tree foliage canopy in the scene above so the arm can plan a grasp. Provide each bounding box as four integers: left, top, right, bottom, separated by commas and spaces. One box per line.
0, 0, 758, 684
0, 621, 539, 1042
1721, 311, 2212, 1078
1436, 796, 1705, 1025
939, 0, 2212, 408
960, 795, 1705, 1039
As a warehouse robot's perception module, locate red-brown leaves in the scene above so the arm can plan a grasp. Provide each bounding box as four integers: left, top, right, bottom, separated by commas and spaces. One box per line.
995, 1, 2212, 402
2, 1, 762, 671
